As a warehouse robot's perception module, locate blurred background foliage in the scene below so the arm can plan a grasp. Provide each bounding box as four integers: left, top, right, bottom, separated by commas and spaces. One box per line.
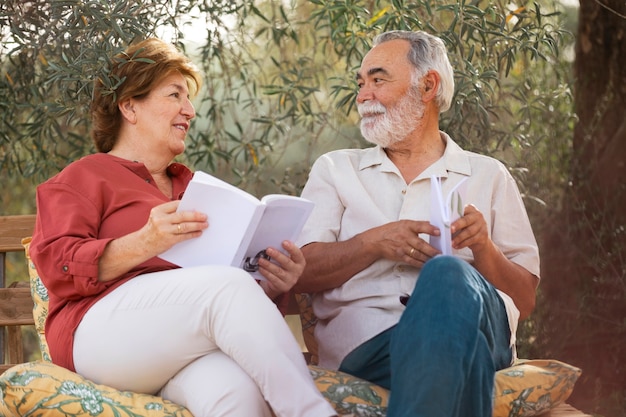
1, 0, 573, 200
1, 0, 624, 415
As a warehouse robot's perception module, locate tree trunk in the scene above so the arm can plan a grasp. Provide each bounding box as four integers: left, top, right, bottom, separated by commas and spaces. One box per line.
539, 0, 626, 414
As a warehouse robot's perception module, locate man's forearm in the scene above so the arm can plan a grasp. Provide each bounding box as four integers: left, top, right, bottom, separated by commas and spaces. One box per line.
472, 240, 539, 320
295, 237, 378, 293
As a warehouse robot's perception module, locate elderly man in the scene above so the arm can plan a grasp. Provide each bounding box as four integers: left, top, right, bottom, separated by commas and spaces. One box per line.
295, 30, 540, 417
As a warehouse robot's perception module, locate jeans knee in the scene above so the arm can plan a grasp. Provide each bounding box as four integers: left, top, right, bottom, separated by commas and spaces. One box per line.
419, 256, 473, 289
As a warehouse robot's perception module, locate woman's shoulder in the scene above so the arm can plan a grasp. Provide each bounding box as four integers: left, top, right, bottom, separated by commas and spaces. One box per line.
40, 153, 124, 190
51, 153, 125, 177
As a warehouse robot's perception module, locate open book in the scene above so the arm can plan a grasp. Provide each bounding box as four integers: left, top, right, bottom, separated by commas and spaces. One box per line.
429, 175, 468, 256
159, 171, 314, 279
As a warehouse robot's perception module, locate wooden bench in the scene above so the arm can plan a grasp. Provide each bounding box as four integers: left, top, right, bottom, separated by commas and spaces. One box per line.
0, 214, 590, 416
0, 214, 37, 374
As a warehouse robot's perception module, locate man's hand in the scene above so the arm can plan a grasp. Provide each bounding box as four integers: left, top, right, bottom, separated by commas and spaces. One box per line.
451, 204, 539, 320
450, 204, 490, 255
362, 220, 441, 268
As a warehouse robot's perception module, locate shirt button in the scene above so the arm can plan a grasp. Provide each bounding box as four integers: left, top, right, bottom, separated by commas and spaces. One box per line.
401, 189, 406, 194
145, 179, 151, 183
62, 265, 69, 272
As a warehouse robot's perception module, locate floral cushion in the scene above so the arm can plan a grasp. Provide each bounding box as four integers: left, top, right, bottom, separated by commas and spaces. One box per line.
23, 237, 51, 361
1, 240, 581, 417
310, 365, 388, 416
295, 294, 582, 417
0, 360, 390, 417
0, 359, 581, 417
493, 359, 582, 417
0, 360, 193, 417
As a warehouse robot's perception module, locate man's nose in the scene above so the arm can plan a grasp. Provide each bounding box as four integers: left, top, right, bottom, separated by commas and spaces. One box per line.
356, 87, 373, 104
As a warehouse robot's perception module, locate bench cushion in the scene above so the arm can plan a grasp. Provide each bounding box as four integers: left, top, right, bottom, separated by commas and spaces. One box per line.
0, 361, 392, 417
494, 359, 582, 417
0, 239, 580, 417
0, 360, 193, 417
0, 357, 581, 417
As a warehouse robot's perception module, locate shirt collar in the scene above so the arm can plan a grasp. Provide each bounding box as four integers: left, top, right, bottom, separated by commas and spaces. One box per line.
94, 153, 193, 199
358, 131, 472, 179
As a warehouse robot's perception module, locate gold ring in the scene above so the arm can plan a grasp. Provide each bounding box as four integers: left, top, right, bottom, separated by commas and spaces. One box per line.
409, 247, 415, 257
177, 224, 182, 233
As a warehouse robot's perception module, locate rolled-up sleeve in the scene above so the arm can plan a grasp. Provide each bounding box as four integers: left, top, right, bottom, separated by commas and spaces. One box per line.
31, 182, 114, 300
297, 155, 345, 246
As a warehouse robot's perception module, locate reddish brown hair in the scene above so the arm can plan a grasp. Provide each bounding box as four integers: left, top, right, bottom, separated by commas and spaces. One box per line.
91, 38, 202, 152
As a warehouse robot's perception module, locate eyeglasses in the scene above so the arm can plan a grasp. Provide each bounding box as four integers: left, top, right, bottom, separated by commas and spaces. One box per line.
243, 250, 271, 272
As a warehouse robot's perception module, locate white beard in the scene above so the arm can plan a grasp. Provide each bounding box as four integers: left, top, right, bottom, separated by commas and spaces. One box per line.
358, 87, 425, 148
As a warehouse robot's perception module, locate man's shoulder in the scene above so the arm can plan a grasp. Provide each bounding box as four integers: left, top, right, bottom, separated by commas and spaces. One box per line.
314, 146, 380, 167
460, 148, 509, 173
319, 146, 376, 159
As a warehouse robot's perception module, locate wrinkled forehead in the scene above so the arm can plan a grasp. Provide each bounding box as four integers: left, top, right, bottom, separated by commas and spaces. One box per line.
357, 39, 412, 80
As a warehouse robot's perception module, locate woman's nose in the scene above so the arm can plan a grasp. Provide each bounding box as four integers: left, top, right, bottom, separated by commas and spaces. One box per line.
183, 99, 196, 119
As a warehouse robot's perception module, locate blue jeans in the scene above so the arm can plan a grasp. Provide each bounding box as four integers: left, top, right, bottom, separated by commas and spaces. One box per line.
338, 256, 512, 417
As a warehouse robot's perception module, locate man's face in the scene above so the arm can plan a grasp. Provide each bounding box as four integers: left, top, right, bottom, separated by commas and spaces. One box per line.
356, 39, 425, 147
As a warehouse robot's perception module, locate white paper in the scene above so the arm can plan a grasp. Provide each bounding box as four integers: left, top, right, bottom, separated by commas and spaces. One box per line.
159, 171, 313, 280
429, 175, 468, 255
240, 195, 314, 279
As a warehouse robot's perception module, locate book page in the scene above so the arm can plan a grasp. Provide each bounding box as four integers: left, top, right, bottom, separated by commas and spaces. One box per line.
158, 172, 263, 267
429, 175, 468, 256
239, 195, 314, 280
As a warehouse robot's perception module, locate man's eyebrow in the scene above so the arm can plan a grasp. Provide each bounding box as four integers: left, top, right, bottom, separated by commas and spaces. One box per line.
356, 67, 391, 81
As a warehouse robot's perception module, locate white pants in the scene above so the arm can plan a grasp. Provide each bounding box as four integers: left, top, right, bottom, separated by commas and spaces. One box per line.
73, 266, 335, 417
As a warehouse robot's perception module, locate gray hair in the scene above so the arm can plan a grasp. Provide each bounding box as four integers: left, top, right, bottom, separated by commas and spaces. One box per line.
373, 30, 455, 112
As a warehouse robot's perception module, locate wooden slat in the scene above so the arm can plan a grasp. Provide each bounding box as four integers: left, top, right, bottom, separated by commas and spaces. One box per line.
0, 281, 34, 370
0, 214, 35, 290
0, 285, 34, 326
0, 214, 36, 252
5, 325, 24, 364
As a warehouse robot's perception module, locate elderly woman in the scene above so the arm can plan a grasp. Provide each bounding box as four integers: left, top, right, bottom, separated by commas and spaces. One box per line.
30, 38, 336, 417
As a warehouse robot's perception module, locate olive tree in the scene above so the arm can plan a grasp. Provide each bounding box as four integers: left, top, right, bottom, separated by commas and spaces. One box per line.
1, 0, 570, 202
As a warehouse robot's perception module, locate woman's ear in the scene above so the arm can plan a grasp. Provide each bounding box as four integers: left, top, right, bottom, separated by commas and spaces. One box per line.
118, 98, 137, 124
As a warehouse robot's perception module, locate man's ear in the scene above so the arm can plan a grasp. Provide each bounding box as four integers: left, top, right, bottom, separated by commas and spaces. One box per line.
118, 98, 137, 124
422, 70, 440, 103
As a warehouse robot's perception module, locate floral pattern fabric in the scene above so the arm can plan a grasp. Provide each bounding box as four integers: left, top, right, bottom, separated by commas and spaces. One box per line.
0, 360, 193, 417
0, 240, 581, 417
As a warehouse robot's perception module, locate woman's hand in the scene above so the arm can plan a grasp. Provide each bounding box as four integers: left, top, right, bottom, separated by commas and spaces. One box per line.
140, 200, 208, 255
257, 241, 305, 300
98, 201, 208, 282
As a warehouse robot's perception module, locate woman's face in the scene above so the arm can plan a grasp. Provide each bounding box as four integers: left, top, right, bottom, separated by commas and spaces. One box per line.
131, 71, 196, 158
